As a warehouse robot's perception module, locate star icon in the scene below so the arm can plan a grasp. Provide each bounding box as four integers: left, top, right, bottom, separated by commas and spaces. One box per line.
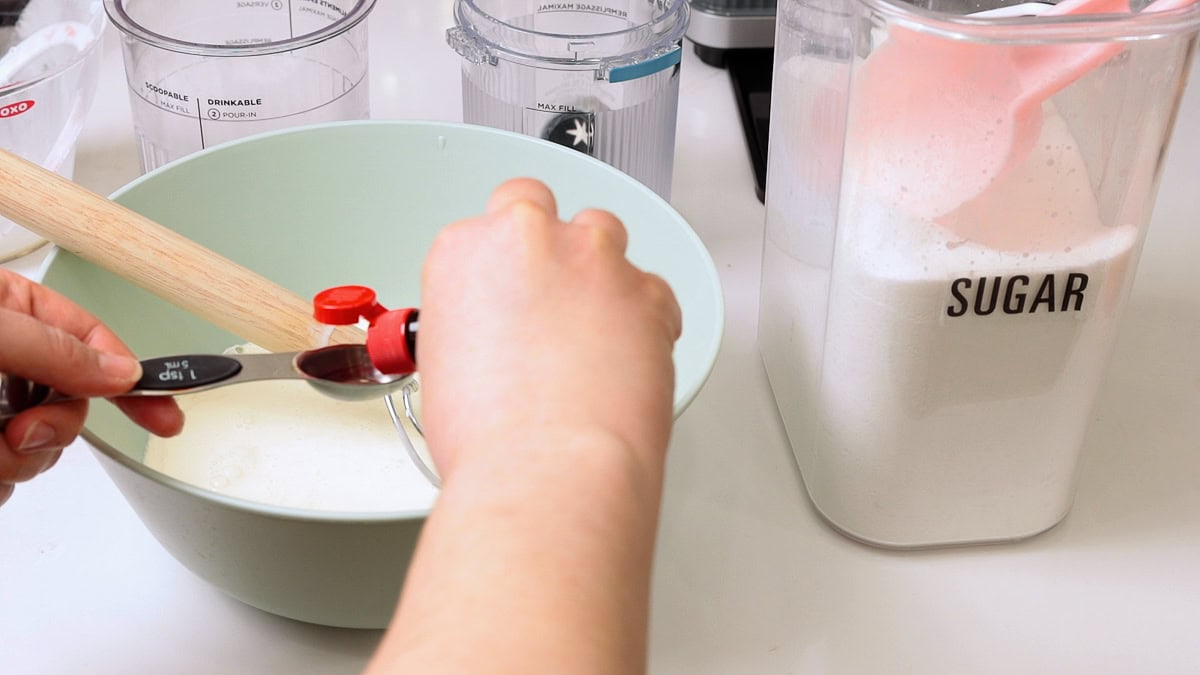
565, 118, 593, 148
544, 112, 596, 155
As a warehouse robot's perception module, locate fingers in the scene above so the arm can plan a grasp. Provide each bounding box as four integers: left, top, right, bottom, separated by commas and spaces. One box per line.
72, 312, 186, 437
570, 208, 628, 254
0, 441, 64, 483
2, 402, 79, 503
1, 268, 113, 340
0, 271, 142, 396
485, 180, 629, 254
4, 400, 89, 453
568, 208, 680, 342
112, 397, 185, 438
0, 271, 180, 507
566, 207, 676, 341
0, 444, 64, 505
484, 181, 677, 340
486, 178, 558, 217
0, 307, 142, 397
480, 180, 679, 343
0, 269, 183, 436
642, 273, 683, 342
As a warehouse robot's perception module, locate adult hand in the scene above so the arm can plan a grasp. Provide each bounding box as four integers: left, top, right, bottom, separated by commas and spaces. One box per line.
370, 178, 683, 674
418, 177, 683, 479
1, 268, 184, 505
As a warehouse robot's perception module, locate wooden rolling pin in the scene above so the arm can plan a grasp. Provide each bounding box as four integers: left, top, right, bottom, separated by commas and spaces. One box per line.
0, 149, 364, 352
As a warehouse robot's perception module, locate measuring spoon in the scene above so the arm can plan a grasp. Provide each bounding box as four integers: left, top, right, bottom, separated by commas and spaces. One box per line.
848, 0, 1195, 218
0, 344, 411, 430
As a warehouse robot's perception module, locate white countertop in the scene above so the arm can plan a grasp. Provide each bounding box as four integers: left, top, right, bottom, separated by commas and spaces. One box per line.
3, 2, 1199, 673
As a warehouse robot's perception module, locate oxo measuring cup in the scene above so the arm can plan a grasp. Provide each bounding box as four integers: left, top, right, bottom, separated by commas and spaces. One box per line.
758, 0, 1200, 548
104, 0, 376, 172
0, 0, 104, 261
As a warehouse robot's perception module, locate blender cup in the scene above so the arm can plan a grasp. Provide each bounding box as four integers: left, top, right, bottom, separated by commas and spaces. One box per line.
447, 0, 688, 199
0, 0, 104, 261
104, 0, 375, 173
758, 0, 1200, 547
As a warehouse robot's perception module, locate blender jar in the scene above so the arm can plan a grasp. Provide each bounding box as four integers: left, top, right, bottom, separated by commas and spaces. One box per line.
447, 0, 688, 199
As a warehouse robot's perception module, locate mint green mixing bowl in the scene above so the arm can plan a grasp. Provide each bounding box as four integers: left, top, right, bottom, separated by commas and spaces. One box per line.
39, 121, 724, 629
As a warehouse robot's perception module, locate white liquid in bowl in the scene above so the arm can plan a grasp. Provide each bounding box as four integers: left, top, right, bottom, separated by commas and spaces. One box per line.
144, 376, 438, 513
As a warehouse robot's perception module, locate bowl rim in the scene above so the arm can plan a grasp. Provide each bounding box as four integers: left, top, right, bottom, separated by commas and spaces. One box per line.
43, 118, 725, 524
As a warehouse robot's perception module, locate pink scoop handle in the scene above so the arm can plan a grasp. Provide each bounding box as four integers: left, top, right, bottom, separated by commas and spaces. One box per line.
1015, 0, 1198, 108
845, 0, 1198, 218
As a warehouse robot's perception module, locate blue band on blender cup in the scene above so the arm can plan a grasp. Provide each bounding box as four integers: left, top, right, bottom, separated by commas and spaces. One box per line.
607, 46, 682, 83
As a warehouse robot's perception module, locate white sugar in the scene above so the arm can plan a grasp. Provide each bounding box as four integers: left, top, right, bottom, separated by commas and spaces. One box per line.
762, 105, 1142, 546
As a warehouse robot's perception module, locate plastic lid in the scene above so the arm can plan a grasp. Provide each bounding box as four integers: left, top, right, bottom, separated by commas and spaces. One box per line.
313, 285, 387, 325
367, 308, 418, 375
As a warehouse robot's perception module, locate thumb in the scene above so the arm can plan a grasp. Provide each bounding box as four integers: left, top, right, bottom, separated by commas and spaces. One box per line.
0, 307, 142, 397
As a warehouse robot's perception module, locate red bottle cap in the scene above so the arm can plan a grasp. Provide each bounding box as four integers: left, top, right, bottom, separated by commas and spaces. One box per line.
367, 307, 418, 375
312, 285, 387, 325
313, 285, 418, 375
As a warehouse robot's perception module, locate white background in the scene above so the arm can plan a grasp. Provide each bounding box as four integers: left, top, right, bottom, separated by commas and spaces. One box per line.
2, 1, 1199, 673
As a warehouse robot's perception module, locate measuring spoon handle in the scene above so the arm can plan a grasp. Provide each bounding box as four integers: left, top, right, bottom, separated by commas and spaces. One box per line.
0, 353, 295, 430
131, 354, 249, 394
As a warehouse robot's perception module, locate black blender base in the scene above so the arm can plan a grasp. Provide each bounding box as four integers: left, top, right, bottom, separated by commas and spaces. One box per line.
693, 42, 730, 67
725, 47, 773, 203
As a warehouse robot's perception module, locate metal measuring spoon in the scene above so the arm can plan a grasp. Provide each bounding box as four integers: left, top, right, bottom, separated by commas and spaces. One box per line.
0, 344, 410, 430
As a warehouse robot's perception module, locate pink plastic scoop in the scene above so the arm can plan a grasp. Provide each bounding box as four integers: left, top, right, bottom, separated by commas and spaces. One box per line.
847, 0, 1196, 218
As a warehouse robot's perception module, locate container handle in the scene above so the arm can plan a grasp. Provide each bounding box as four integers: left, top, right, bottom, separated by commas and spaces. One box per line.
604, 43, 682, 83
446, 26, 495, 65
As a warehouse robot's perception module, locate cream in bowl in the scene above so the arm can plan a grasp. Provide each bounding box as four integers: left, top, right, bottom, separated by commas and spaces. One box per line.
144, 368, 437, 513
